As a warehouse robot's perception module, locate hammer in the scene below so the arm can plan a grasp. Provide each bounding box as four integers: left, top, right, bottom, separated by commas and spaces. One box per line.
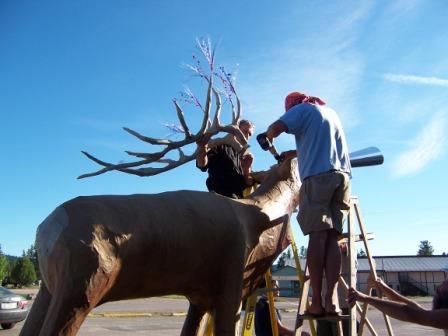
256, 133, 285, 163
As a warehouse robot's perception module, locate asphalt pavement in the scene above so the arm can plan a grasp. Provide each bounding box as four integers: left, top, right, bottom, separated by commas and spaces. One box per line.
1, 288, 442, 335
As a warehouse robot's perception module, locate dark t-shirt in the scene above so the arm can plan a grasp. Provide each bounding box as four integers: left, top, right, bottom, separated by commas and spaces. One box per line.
197, 144, 247, 199
255, 297, 282, 336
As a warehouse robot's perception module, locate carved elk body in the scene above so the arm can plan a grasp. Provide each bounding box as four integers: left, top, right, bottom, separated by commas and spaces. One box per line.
20, 158, 300, 336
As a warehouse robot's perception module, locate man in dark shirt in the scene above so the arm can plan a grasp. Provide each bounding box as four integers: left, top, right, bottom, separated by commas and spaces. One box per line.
196, 120, 254, 198
255, 280, 308, 336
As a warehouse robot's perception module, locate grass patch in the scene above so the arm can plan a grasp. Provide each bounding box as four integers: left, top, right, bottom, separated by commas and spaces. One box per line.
161, 295, 186, 299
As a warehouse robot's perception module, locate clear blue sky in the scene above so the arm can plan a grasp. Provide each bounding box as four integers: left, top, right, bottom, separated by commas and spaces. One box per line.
1, 0, 447, 257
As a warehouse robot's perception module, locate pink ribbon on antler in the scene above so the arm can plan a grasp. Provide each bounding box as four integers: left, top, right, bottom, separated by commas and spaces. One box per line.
284, 91, 326, 111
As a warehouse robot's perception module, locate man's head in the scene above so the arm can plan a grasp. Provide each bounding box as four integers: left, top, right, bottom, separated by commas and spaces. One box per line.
285, 92, 308, 111
238, 119, 254, 140
272, 280, 280, 297
258, 278, 280, 297
433, 279, 448, 310
284, 91, 326, 111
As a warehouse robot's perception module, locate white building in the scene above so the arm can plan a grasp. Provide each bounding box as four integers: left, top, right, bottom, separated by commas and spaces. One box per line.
272, 255, 448, 297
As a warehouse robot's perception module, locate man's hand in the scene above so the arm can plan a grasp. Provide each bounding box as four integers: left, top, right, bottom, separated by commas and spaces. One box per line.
280, 150, 297, 160
250, 170, 269, 183
347, 287, 368, 307
242, 153, 254, 170
368, 276, 385, 295
242, 153, 254, 186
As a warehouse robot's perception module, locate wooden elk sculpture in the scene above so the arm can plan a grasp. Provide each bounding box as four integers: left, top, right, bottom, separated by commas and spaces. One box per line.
21, 158, 300, 336
21, 40, 301, 336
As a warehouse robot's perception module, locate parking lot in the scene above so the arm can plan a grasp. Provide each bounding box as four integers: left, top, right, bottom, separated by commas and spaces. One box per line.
1, 289, 442, 335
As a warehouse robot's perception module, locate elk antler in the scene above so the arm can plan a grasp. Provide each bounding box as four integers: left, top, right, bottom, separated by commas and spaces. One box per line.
78, 38, 247, 179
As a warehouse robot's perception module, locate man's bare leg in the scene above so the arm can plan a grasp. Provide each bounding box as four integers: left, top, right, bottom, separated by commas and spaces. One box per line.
307, 230, 328, 315
323, 229, 342, 314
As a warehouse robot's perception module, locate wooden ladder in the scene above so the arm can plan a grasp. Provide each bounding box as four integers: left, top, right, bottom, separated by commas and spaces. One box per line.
294, 196, 395, 336
199, 196, 395, 336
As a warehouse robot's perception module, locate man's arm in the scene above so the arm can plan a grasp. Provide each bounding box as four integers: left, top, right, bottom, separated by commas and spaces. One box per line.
372, 278, 422, 309
276, 318, 294, 336
348, 287, 448, 329
250, 170, 269, 184
241, 153, 254, 186
276, 311, 309, 336
266, 120, 288, 141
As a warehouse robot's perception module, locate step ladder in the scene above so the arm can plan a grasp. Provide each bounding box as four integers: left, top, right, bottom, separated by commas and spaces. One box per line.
199, 197, 395, 336
294, 196, 395, 336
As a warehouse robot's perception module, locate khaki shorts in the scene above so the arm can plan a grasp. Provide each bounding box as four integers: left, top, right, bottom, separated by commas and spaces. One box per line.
297, 171, 350, 235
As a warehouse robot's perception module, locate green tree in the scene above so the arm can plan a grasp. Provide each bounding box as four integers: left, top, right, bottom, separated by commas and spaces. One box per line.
26, 244, 40, 279
299, 245, 308, 259
285, 248, 291, 260
3, 258, 17, 285
357, 249, 367, 257
417, 240, 434, 256
10, 255, 37, 287
277, 247, 295, 268
277, 252, 286, 268
0, 245, 9, 284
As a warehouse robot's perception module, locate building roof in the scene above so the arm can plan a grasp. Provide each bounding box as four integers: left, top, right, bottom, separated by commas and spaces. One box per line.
275, 255, 448, 273
358, 255, 448, 272
283, 258, 306, 269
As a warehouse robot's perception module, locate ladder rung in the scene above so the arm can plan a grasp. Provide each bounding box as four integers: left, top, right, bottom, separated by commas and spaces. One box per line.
339, 232, 375, 242
296, 313, 350, 321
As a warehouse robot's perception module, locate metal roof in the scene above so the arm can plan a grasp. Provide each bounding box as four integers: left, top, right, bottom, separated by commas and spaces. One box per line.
358, 256, 448, 272
278, 255, 448, 273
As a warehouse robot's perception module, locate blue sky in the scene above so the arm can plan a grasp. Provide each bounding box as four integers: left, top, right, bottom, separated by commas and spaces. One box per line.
1, 0, 447, 257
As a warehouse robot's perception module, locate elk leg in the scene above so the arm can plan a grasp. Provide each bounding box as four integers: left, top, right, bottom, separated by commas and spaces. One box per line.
37, 284, 91, 336
214, 259, 245, 336
214, 291, 243, 336
38, 267, 116, 336
19, 283, 52, 336
180, 303, 206, 336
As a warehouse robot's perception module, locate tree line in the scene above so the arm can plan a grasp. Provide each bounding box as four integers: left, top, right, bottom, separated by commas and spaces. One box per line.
0, 244, 39, 287
357, 240, 437, 257
0, 240, 441, 286
276, 240, 441, 267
